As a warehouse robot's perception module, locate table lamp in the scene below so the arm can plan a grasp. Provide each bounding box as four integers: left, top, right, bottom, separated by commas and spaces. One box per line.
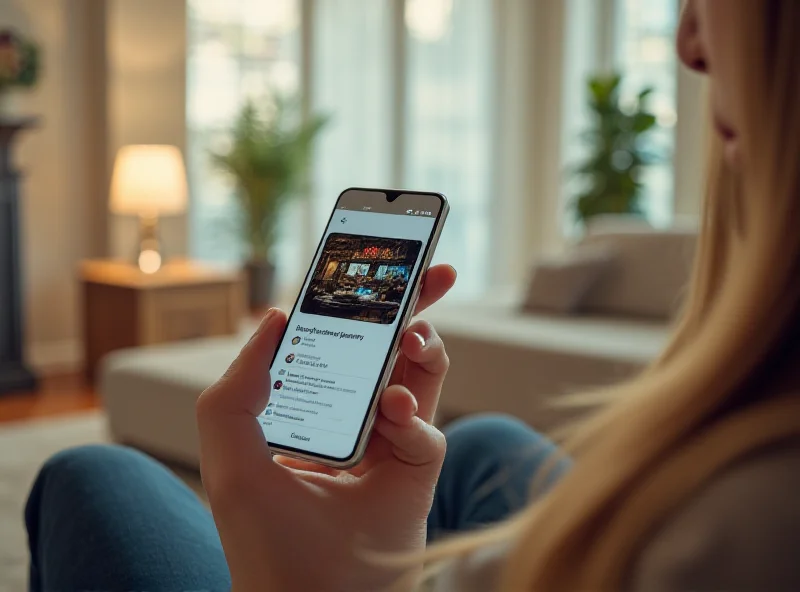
109, 145, 188, 274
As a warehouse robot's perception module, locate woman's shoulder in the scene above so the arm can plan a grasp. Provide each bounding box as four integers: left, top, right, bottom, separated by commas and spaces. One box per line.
628, 441, 800, 590
432, 443, 800, 591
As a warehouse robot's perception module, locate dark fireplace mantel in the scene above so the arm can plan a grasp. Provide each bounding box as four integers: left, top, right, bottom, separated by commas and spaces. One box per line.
0, 117, 39, 394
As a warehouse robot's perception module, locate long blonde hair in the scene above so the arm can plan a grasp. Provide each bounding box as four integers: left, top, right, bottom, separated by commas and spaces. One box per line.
423, 1, 800, 588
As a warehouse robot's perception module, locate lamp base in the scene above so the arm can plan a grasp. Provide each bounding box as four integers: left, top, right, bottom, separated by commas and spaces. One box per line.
137, 214, 162, 274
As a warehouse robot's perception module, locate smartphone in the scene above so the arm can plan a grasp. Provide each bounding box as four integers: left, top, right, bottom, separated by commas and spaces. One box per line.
260, 187, 449, 468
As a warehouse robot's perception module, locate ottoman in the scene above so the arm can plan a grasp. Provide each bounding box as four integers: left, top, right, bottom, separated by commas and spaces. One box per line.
101, 330, 252, 466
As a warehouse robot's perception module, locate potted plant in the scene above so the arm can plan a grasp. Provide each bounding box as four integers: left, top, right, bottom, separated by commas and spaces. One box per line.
570, 73, 660, 226
211, 96, 328, 309
0, 28, 39, 116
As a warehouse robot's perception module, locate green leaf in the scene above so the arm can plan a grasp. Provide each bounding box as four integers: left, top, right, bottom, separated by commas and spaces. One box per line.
632, 113, 657, 132
566, 71, 661, 225
637, 87, 654, 102
209, 92, 330, 259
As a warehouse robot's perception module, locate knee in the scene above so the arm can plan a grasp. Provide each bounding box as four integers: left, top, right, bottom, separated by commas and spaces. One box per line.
441, 414, 569, 483
34, 445, 148, 486
25, 445, 152, 521
444, 414, 550, 460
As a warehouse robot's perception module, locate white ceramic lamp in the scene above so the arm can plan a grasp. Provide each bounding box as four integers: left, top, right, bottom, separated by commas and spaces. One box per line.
110, 145, 188, 274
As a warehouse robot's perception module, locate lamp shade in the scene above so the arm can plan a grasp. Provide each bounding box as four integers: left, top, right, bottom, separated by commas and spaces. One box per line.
109, 145, 188, 216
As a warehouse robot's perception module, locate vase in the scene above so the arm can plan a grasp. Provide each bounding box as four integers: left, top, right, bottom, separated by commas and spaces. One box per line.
0, 90, 19, 118
244, 259, 276, 311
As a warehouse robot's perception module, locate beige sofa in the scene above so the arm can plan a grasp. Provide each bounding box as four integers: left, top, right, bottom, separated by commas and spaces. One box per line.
102, 226, 696, 466
431, 224, 696, 430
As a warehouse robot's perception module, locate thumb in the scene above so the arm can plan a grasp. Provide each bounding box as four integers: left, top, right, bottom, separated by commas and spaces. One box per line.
196, 308, 288, 495
202, 308, 287, 415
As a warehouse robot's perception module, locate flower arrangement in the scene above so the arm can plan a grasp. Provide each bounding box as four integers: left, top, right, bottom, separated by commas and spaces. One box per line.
0, 29, 39, 92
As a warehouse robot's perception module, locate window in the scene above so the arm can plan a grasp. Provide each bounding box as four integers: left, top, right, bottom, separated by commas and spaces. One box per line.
187, 0, 301, 286
615, 0, 679, 226
404, 0, 494, 297
188, 0, 496, 299
561, 0, 680, 230
186, 0, 684, 300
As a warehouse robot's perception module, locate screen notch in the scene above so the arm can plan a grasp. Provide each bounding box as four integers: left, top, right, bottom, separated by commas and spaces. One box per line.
337, 187, 443, 217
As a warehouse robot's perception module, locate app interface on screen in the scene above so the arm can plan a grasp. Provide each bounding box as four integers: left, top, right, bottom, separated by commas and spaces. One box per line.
260, 201, 438, 459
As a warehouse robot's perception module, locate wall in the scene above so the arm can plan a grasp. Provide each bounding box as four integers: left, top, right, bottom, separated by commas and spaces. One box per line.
673, 67, 708, 218
1, 0, 188, 373
0, 0, 106, 372
106, 0, 187, 261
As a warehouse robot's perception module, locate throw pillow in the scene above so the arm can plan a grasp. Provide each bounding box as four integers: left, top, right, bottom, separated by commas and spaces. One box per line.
522, 246, 616, 314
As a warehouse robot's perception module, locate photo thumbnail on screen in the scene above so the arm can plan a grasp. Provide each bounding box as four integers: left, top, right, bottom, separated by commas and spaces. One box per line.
301, 233, 422, 325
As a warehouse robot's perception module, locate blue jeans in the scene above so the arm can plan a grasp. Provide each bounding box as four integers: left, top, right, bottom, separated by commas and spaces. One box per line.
25, 415, 567, 591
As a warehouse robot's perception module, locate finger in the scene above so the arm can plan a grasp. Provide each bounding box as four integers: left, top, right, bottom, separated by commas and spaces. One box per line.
348, 387, 422, 476
389, 265, 455, 386
413, 264, 456, 315
379, 385, 418, 425
201, 308, 287, 416
197, 309, 290, 498
373, 390, 446, 467
273, 455, 340, 477
397, 320, 448, 423
388, 349, 407, 387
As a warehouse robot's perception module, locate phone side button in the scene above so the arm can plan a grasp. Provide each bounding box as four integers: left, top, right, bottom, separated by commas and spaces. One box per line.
388, 350, 400, 377
412, 293, 421, 313
409, 289, 422, 318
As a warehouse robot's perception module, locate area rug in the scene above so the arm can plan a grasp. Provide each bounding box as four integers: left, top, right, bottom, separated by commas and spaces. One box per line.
0, 411, 209, 592
0, 412, 109, 592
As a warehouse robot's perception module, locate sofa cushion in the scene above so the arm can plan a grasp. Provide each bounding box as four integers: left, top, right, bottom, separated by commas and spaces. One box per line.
522, 245, 616, 314
579, 228, 697, 320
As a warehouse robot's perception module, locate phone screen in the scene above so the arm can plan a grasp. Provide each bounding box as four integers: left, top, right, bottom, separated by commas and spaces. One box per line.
261, 189, 444, 461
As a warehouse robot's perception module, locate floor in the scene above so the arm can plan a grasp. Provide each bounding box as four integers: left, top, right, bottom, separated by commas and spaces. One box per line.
0, 412, 108, 592
0, 372, 101, 424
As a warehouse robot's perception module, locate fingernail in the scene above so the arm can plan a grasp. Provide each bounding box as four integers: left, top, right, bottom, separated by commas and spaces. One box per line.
411, 395, 419, 415
448, 265, 457, 279
248, 309, 276, 344
411, 332, 426, 349
260, 308, 277, 328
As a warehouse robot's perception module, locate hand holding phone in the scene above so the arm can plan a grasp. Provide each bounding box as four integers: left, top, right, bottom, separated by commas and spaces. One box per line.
262, 188, 449, 468
196, 264, 455, 591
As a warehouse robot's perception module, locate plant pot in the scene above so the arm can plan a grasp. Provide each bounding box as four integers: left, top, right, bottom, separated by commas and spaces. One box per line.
585, 213, 652, 236
244, 259, 276, 311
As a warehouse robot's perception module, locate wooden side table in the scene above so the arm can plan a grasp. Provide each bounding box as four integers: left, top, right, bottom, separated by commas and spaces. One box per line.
80, 259, 245, 381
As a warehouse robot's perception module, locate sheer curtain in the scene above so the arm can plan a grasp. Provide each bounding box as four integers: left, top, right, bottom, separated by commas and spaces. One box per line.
404, 0, 494, 298
561, 0, 603, 235
311, 0, 393, 235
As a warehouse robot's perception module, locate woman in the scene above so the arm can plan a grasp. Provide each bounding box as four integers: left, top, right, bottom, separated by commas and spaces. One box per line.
25, 0, 800, 589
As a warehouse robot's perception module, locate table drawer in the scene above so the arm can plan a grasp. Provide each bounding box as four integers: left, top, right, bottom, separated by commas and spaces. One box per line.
141, 285, 238, 344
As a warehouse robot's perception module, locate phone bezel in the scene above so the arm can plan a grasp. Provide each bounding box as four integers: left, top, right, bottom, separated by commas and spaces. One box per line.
264, 187, 449, 468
